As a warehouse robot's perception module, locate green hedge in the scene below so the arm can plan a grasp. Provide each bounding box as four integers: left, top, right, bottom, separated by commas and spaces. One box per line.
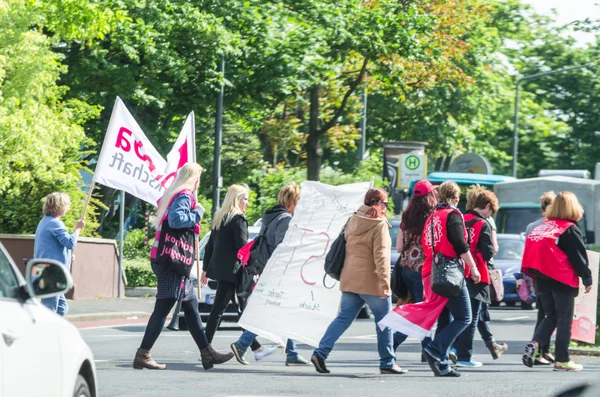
124, 258, 156, 287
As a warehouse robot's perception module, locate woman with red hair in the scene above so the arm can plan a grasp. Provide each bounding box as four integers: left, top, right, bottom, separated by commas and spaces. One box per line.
311, 188, 406, 375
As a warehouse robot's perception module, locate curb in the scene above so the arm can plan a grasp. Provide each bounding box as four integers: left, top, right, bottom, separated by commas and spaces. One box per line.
125, 287, 157, 297
568, 347, 600, 357
66, 311, 151, 322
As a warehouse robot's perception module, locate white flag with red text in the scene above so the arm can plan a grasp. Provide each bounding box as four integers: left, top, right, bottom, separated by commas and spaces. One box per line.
94, 97, 169, 206
162, 111, 196, 188
94, 98, 197, 206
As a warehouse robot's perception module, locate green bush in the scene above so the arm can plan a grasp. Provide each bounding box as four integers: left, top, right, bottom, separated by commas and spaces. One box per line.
123, 228, 152, 260
124, 258, 156, 287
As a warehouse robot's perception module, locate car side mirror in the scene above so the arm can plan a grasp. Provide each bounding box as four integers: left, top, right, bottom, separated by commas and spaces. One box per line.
25, 259, 73, 299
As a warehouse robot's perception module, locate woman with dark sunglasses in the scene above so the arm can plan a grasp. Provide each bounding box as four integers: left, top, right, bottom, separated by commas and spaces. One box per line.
311, 188, 406, 375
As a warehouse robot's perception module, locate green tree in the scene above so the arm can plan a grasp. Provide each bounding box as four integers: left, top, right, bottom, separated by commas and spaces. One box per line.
0, 0, 108, 234
367, 0, 570, 177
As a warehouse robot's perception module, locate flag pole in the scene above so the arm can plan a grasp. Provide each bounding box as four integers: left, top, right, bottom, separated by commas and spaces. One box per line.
118, 190, 125, 298
81, 97, 123, 220
81, 177, 96, 220
190, 111, 202, 300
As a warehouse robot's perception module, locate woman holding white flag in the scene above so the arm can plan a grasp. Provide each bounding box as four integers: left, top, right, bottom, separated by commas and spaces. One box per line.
378, 181, 480, 377
311, 188, 407, 375
133, 163, 234, 371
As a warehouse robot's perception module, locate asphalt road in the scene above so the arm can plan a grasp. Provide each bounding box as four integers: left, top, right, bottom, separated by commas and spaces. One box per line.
82, 309, 600, 397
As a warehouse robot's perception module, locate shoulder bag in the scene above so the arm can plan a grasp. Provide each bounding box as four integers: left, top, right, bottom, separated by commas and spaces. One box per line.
489, 269, 504, 302
323, 216, 352, 281
155, 193, 197, 278
430, 213, 465, 298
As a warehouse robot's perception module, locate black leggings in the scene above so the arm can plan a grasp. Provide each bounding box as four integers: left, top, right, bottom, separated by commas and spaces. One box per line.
205, 281, 261, 351
533, 294, 549, 353
140, 295, 209, 350
533, 290, 574, 362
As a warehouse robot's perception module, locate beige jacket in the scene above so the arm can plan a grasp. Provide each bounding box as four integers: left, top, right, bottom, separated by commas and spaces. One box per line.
339, 205, 392, 296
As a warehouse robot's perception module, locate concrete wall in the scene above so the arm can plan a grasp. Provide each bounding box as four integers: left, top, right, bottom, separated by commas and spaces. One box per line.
0, 234, 125, 299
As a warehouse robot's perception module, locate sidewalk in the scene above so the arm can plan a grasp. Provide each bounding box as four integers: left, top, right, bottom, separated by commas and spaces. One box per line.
66, 297, 156, 322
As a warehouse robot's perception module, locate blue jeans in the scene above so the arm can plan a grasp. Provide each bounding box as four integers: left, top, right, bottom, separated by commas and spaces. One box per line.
393, 268, 424, 347
455, 297, 482, 362
314, 292, 394, 369
237, 331, 299, 359
477, 302, 494, 344
41, 294, 69, 317
424, 284, 471, 374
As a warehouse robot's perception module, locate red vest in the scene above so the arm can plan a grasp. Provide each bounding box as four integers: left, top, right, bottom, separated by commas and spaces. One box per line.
464, 213, 491, 285
521, 219, 579, 288
421, 208, 468, 278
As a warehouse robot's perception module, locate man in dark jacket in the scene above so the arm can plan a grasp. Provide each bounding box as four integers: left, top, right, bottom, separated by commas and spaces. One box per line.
231, 183, 311, 366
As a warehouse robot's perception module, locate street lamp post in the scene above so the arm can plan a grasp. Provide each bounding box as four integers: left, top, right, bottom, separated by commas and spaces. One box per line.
512, 62, 596, 178
212, 54, 225, 217
358, 86, 367, 161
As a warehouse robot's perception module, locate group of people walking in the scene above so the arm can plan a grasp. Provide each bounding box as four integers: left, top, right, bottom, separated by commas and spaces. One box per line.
133, 163, 309, 370
34, 162, 594, 376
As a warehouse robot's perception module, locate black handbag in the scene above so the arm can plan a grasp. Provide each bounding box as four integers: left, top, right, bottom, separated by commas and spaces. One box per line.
392, 257, 411, 303
430, 213, 465, 298
236, 268, 256, 299
155, 218, 195, 278
323, 217, 351, 281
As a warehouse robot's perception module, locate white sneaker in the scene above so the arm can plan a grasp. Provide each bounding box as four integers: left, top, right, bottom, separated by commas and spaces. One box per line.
254, 345, 279, 361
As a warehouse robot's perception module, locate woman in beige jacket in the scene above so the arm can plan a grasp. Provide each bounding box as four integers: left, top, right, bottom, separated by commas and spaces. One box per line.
311, 188, 406, 375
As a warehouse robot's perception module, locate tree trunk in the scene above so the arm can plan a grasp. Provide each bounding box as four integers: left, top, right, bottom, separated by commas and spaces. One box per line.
307, 86, 322, 181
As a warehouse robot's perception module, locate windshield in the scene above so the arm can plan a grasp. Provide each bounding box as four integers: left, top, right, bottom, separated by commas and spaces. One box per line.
497, 208, 540, 235
496, 237, 524, 260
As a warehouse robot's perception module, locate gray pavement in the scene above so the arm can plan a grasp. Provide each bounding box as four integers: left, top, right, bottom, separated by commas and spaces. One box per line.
67, 297, 156, 321
80, 308, 600, 397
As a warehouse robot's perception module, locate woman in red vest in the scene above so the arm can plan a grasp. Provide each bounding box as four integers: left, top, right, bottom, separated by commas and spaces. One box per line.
380, 181, 481, 377
521, 191, 593, 372
451, 186, 507, 367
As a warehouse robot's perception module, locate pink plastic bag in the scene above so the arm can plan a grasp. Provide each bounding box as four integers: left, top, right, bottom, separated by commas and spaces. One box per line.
237, 240, 255, 267
517, 274, 536, 304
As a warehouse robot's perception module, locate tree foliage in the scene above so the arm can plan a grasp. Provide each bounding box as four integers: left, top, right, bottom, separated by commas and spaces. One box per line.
3, 0, 598, 237
0, 0, 107, 234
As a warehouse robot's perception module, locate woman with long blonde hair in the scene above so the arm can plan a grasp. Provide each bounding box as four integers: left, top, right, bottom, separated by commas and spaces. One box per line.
203, 184, 278, 361
134, 163, 234, 371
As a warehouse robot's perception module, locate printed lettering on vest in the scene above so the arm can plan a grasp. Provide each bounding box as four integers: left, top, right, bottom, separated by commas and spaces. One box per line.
424, 215, 443, 250
468, 227, 476, 245
528, 221, 561, 242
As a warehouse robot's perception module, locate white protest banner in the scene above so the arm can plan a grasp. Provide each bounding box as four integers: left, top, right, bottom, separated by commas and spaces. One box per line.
163, 112, 196, 186
572, 250, 599, 344
238, 181, 371, 347
94, 97, 169, 206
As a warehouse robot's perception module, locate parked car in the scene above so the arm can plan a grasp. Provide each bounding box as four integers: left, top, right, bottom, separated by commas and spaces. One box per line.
0, 243, 97, 397
492, 233, 533, 309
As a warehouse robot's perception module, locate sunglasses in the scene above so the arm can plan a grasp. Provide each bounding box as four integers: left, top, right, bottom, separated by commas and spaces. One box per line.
381, 201, 389, 206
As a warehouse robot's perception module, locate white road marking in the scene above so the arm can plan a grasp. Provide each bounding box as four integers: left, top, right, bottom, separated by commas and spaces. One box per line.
342, 334, 378, 340
500, 316, 530, 321
78, 323, 146, 331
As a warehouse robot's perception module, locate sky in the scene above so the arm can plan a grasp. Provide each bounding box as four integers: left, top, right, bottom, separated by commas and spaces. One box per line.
523, 0, 599, 46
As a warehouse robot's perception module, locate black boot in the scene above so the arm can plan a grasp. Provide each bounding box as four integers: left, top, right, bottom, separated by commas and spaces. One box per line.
200, 344, 234, 370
